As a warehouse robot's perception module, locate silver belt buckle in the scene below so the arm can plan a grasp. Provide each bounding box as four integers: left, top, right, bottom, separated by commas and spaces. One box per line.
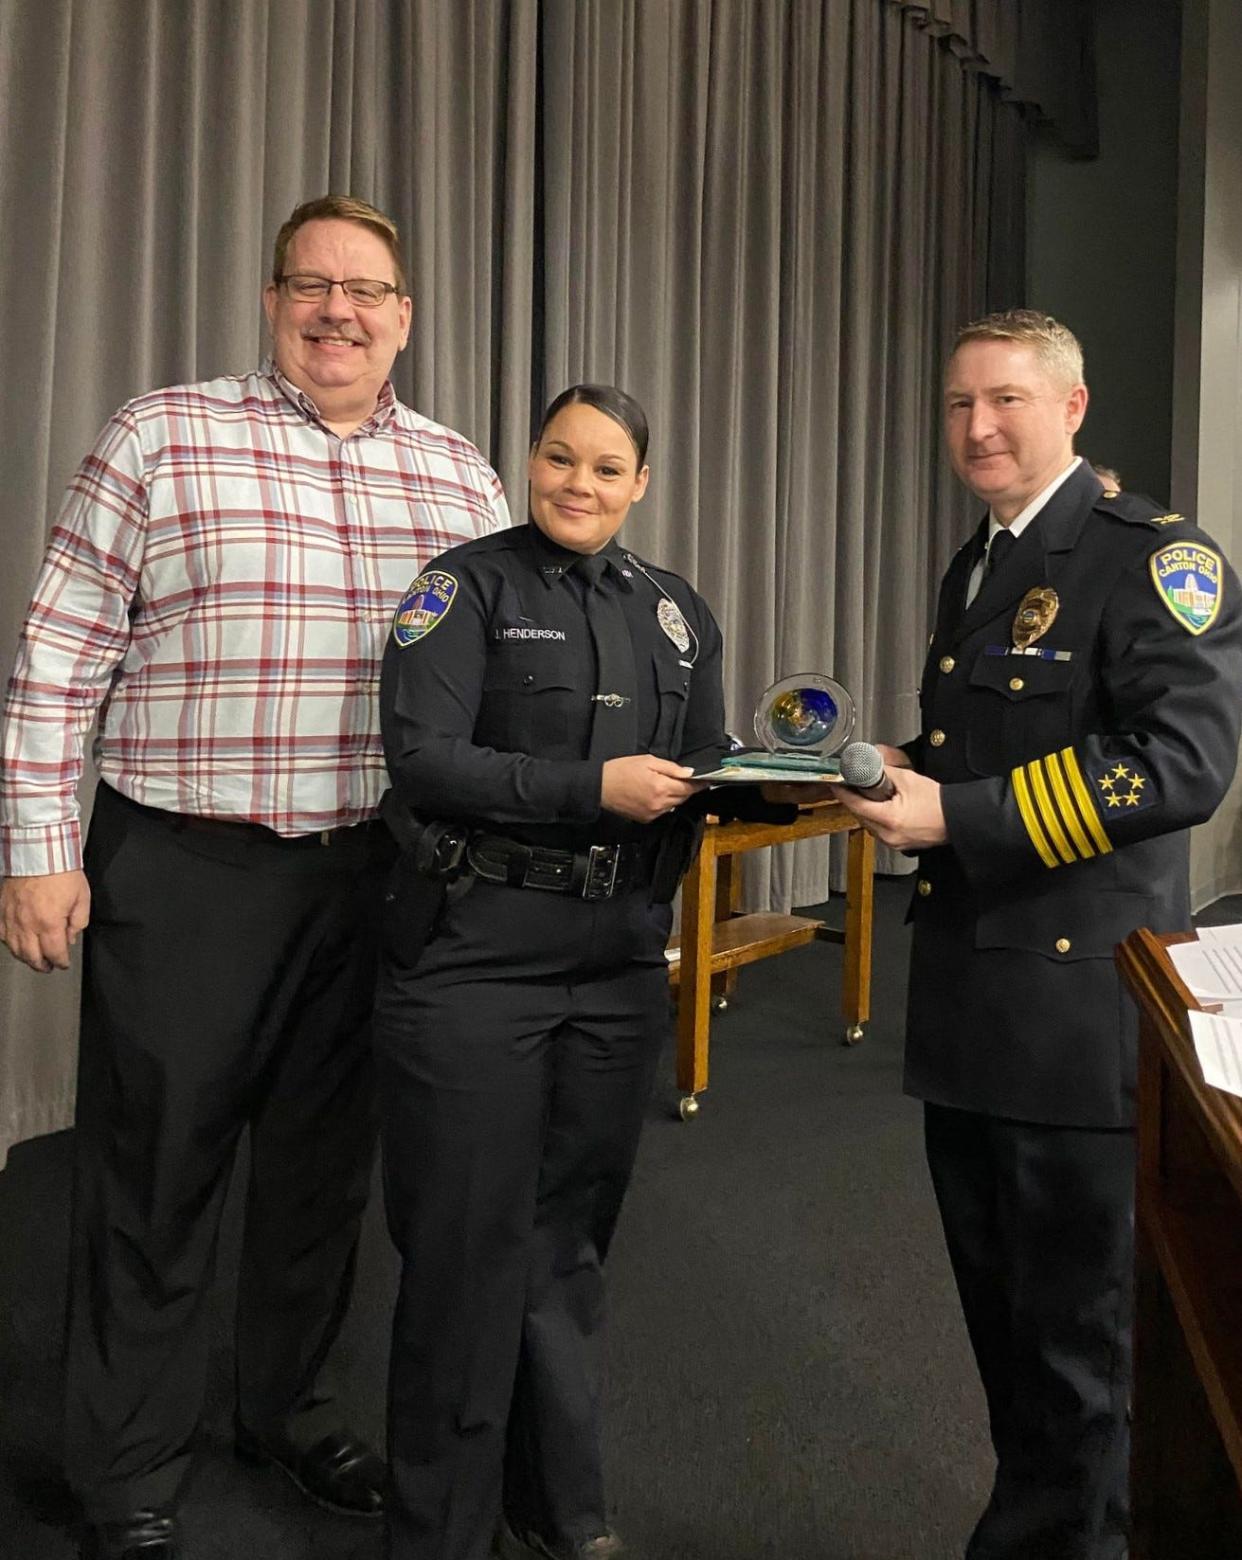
583, 843, 620, 900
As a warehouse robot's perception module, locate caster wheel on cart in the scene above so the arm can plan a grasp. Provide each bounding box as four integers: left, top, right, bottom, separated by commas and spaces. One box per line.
678, 1094, 700, 1121
843, 1024, 865, 1046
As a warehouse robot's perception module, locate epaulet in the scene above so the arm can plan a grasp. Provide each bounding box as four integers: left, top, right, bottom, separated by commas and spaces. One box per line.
455, 524, 524, 555
413, 524, 522, 573
1093, 489, 1187, 530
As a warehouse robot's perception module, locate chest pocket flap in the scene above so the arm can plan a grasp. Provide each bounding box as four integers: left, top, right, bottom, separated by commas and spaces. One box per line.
968, 653, 1075, 702
964, 650, 1078, 776
482, 642, 577, 695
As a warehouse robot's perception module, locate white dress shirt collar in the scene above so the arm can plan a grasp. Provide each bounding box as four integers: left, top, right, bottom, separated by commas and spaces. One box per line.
987, 456, 1082, 543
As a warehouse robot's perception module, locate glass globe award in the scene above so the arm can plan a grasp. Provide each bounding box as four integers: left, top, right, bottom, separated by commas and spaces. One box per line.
754, 673, 855, 763
694, 673, 854, 780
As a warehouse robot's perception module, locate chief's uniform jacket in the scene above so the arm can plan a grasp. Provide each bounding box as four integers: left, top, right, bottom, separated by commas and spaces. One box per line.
901, 459, 1242, 1560
906, 461, 1242, 1127
374, 522, 729, 1560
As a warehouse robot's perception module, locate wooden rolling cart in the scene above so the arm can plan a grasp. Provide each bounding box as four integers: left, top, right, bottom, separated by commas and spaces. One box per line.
1115, 927, 1242, 1558
667, 799, 875, 1118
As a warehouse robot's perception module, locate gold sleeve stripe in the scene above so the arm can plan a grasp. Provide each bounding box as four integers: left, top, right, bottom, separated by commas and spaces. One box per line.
1012, 765, 1059, 869
1027, 758, 1076, 865
1059, 745, 1113, 856
1043, 750, 1095, 861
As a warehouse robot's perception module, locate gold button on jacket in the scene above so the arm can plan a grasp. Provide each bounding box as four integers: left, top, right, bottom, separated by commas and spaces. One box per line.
929, 729, 946, 746
939, 656, 955, 674
917, 879, 932, 897
1056, 938, 1071, 954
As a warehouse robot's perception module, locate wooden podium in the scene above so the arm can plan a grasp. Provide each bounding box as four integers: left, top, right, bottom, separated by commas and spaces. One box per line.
1115, 928, 1242, 1558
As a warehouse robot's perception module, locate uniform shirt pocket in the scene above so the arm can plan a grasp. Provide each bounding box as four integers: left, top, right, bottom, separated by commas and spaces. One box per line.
964, 652, 1077, 776
477, 650, 582, 755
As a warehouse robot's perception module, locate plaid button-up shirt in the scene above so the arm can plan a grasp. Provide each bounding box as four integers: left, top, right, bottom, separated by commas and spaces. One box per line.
1, 365, 509, 874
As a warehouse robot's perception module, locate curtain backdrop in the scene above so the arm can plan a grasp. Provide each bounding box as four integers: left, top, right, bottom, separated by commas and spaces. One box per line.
887, 0, 1098, 155
0, 0, 1069, 1163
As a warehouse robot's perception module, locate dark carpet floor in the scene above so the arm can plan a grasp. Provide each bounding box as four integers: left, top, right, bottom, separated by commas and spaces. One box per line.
5, 872, 1135, 1560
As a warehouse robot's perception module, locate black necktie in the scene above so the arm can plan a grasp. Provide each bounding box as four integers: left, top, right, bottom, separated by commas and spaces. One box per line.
577, 553, 638, 761
983, 527, 1016, 582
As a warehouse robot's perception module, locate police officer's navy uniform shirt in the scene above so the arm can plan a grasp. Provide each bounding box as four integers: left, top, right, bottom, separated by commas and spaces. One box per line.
379, 522, 727, 849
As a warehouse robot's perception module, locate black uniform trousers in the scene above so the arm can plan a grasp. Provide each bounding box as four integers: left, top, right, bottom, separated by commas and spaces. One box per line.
67, 782, 391, 1520
374, 876, 672, 1560
924, 1103, 1134, 1560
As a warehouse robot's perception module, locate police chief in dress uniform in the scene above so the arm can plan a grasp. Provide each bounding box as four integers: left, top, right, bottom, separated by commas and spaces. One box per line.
374, 384, 776, 1560
831, 311, 1242, 1560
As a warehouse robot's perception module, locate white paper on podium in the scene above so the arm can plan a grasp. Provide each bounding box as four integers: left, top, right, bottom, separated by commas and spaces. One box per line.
1169, 926, 1242, 1004
1188, 1010, 1242, 1099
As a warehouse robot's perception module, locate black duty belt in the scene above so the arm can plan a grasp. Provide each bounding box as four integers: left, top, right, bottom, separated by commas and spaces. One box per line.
465, 834, 650, 900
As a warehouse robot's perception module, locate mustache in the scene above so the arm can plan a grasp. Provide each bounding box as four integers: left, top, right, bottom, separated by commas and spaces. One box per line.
301, 327, 369, 345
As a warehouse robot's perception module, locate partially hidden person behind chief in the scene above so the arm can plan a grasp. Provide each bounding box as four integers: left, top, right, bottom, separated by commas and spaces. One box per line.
829, 309, 1242, 1559
376, 384, 786, 1560
0, 194, 508, 1560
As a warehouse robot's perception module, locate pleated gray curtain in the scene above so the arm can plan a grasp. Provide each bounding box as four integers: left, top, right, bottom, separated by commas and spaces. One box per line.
886, 0, 1098, 154
0, 0, 1057, 1160
537, 0, 1025, 909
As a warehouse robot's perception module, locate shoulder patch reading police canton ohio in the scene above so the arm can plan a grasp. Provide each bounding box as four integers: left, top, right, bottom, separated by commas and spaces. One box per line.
393, 570, 458, 647
1150, 543, 1222, 635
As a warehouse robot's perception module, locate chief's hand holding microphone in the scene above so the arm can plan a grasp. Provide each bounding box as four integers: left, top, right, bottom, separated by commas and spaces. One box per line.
837, 741, 897, 802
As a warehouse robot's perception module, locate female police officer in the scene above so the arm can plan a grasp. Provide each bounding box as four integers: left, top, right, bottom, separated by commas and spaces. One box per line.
375, 385, 736, 1560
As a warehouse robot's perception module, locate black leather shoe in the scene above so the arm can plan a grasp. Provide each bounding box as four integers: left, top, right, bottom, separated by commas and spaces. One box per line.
80, 1509, 179, 1558
234, 1424, 385, 1518
494, 1516, 625, 1560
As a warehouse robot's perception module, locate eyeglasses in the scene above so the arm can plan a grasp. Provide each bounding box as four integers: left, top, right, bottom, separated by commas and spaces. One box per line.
278, 274, 400, 308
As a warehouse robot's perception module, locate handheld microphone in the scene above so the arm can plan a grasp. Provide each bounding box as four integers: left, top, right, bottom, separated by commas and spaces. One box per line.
838, 741, 897, 802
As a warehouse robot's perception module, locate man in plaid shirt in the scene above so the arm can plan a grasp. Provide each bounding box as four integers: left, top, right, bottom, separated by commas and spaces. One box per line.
0, 195, 508, 1560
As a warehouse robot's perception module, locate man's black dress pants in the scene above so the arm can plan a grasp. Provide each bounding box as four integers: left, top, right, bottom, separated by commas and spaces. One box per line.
66, 782, 391, 1520
374, 877, 672, 1560
924, 1103, 1134, 1560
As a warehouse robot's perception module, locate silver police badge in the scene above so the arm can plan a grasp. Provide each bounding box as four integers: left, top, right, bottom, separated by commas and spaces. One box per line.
657, 597, 691, 653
